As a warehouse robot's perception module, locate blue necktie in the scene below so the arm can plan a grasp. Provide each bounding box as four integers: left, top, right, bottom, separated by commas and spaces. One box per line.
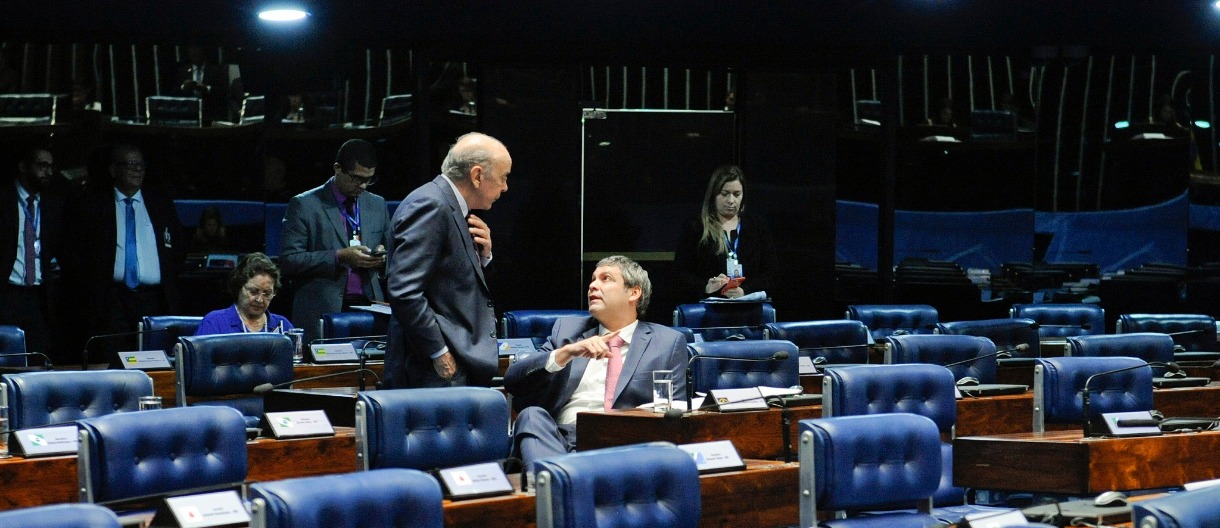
124, 197, 139, 289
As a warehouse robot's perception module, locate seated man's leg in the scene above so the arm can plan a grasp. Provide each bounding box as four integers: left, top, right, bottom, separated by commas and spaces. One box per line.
513, 407, 576, 467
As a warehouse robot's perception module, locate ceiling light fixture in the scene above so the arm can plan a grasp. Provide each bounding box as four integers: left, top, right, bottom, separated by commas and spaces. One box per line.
257, 8, 309, 22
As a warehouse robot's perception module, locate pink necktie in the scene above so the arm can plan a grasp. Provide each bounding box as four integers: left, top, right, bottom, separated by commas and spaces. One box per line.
604, 335, 626, 411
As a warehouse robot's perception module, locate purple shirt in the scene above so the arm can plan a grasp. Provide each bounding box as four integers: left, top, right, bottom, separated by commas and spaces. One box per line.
329, 180, 365, 297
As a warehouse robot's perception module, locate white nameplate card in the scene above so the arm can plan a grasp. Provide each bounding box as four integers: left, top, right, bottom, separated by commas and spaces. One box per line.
963, 509, 1027, 528
497, 338, 536, 358
163, 490, 250, 528
264, 410, 334, 439
438, 461, 515, 500
309, 343, 359, 363
117, 350, 172, 370
798, 356, 816, 375
677, 440, 746, 474
14, 425, 78, 457
1099, 410, 1163, 437
1184, 477, 1220, 491
707, 388, 768, 412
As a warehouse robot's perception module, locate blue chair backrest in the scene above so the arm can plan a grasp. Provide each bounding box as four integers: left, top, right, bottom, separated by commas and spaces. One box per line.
1118, 313, 1217, 351
764, 320, 870, 364
356, 387, 510, 471
176, 333, 295, 428
886, 334, 997, 384
0, 325, 27, 367
320, 311, 388, 339
673, 302, 775, 341
1033, 356, 1153, 431
1132, 484, 1220, 528
1, 370, 153, 430
77, 406, 248, 503
822, 364, 957, 434
1011, 303, 1104, 338
1067, 333, 1174, 365
249, 468, 443, 528
798, 413, 941, 527
501, 310, 588, 347
937, 318, 1040, 359
0, 504, 121, 528
687, 340, 799, 393
847, 304, 939, 340
140, 315, 204, 356
535, 443, 700, 528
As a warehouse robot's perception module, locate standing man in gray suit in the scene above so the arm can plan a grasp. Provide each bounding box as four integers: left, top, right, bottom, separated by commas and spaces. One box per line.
384, 132, 509, 388
280, 139, 391, 344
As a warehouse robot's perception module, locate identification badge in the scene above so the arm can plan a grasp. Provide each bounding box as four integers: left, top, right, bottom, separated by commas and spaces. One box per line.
725, 257, 742, 278
349, 236, 361, 247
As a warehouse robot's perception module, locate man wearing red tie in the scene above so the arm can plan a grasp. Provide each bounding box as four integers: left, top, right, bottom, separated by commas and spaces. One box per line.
505, 255, 688, 467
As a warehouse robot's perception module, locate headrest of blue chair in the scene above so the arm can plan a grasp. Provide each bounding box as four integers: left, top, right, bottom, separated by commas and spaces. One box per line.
937, 318, 1040, 359
320, 311, 388, 339
501, 310, 588, 346
0, 325, 27, 368
1011, 303, 1104, 337
356, 387, 510, 471
673, 302, 775, 341
1132, 484, 1220, 528
2, 370, 153, 430
177, 333, 294, 397
799, 414, 941, 518
77, 406, 248, 504
846, 304, 939, 339
1034, 356, 1153, 429
0, 503, 122, 528
535, 442, 700, 528
1067, 333, 1174, 365
687, 340, 799, 393
1118, 313, 1217, 352
764, 320, 870, 364
886, 334, 997, 384
249, 468, 444, 528
140, 316, 204, 356
823, 364, 957, 433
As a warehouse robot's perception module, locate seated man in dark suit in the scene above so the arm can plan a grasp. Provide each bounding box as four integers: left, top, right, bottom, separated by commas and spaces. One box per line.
505, 255, 687, 467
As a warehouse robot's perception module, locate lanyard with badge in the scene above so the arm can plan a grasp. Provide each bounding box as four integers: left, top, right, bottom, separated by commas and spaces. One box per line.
723, 223, 742, 278
343, 199, 362, 247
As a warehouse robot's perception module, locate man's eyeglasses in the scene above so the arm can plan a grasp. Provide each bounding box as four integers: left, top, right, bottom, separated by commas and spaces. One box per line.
345, 170, 377, 187
30, 161, 55, 172
244, 286, 276, 300
115, 161, 148, 171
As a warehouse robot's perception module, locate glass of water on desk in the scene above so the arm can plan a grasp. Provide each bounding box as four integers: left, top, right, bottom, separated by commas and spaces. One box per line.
652, 370, 673, 413
0, 405, 10, 458
286, 328, 305, 364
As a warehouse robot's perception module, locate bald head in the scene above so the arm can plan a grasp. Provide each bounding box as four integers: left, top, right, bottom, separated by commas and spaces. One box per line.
441, 133, 511, 210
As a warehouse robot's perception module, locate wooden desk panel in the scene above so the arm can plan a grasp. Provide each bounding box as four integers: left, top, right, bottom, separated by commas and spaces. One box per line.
149, 362, 385, 407
955, 430, 1220, 494
576, 407, 821, 460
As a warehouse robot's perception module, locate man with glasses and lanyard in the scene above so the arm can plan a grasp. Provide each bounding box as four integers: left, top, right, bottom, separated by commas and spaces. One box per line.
280, 139, 391, 344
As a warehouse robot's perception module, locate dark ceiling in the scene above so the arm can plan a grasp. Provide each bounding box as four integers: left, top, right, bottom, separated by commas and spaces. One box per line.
6, 1, 1220, 64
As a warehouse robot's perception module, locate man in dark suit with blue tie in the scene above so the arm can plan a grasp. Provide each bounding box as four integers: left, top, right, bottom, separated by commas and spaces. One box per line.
505, 255, 688, 467
383, 132, 508, 389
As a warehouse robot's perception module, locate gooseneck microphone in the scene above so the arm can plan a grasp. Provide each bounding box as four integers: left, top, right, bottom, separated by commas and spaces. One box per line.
0, 351, 54, 370
941, 343, 1028, 369
357, 340, 386, 391
253, 368, 382, 393
1081, 361, 1179, 437
684, 350, 790, 414
81, 328, 170, 369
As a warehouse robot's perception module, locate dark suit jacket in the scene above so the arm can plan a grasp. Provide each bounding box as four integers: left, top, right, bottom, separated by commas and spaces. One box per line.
61, 187, 184, 330
504, 316, 689, 416
279, 182, 390, 343
0, 182, 63, 286
173, 62, 229, 121
384, 175, 497, 388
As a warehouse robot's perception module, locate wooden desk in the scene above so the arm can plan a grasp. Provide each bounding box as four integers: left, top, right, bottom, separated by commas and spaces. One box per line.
954, 429, 1220, 494
576, 407, 821, 460
148, 362, 385, 407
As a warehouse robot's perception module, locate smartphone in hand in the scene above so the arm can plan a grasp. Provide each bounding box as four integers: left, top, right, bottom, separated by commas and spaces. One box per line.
720, 276, 745, 295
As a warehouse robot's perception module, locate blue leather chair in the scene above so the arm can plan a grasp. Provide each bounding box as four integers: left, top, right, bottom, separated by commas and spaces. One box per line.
175, 333, 295, 428
1117, 313, 1220, 363
846, 304, 939, 340
319, 311, 388, 340
139, 315, 204, 358
0, 503, 122, 528
356, 387, 510, 471
764, 320, 870, 364
822, 364, 975, 512
1011, 303, 1104, 338
799, 413, 943, 528
885, 334, 997, 383
249, 468, 444, 528
1132, 484, 1220, 528
937, 318, 1040, 366
77, 406, 248, 503
1067, 333, 1174, 376
673, 302, 776, 341
687, 340, 800, 394
535, 442, 700, 528
500, 310, 588, 347
1033, 356, 1153, 433
0, 325, 27, 367
1, 370, 153, 430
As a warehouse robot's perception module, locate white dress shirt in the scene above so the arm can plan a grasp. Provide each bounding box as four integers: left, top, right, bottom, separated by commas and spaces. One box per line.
549, 320, 639, 425
111, 189, 162, 286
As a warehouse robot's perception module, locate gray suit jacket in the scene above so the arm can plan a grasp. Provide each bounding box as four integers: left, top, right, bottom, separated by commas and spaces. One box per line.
504, 316, 688, 416
279, 181, 390, 343
383, 175, 497, 388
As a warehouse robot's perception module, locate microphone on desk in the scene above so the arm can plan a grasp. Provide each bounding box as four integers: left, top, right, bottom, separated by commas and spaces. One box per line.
1033, 323, 1092, 331
310, 334, 389, 345
252, 368, 382, 394
684, 350, 790, 414
1080, 361, 1180, 437
0, 351, 54, 370
356, 340, 385, 391
1165, 328, 1211, 336
796, 344, 869, 372
81, 328, 170, 370
941, 344, 1026, 369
